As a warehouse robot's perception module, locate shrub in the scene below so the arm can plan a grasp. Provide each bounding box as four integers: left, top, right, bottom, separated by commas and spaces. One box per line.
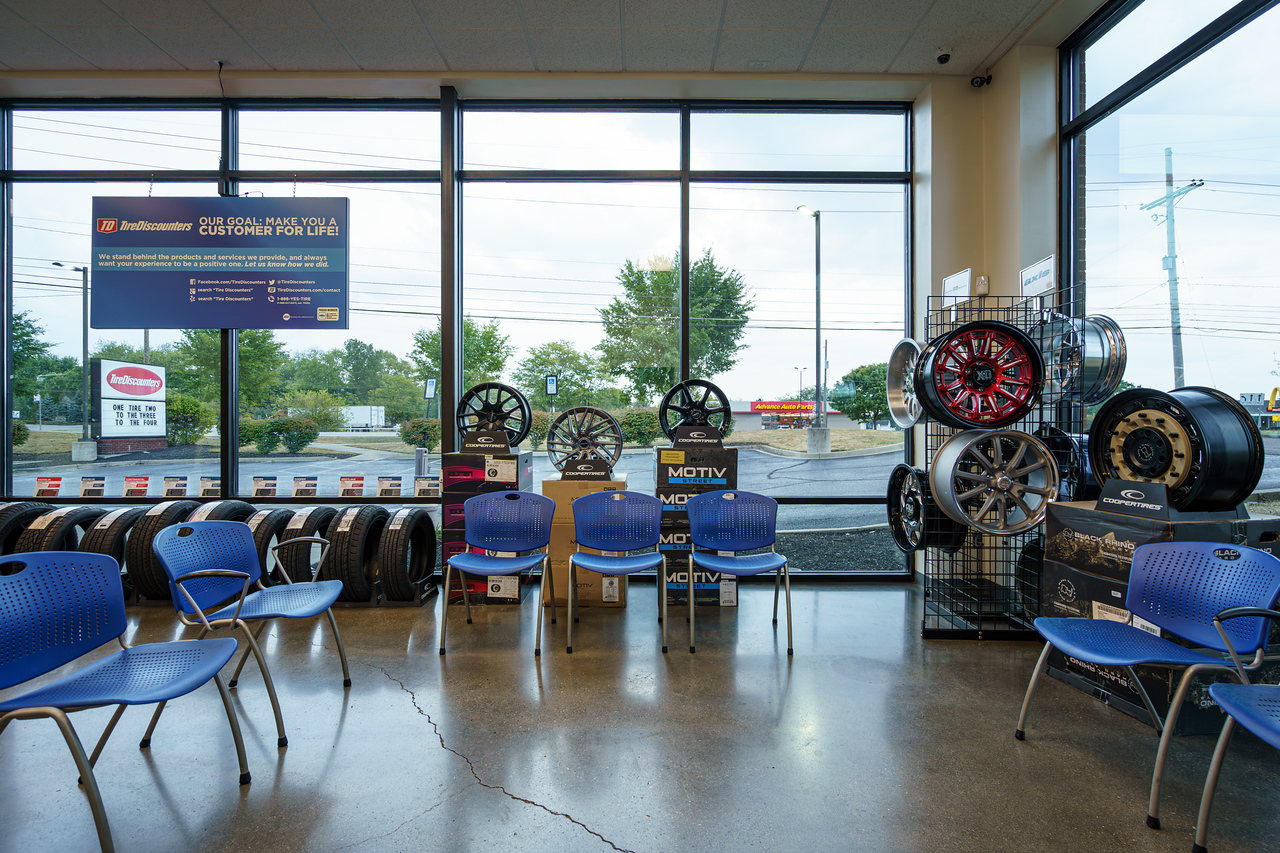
166, 393, 216, 445
274, 417, 320, 453
255, 428, 281, 454
239, 418, 270, 448
398, 417, 441, 451
11, 419, 29, 448
618, 407, 661, 446
527, 410, 551, 449
720, 411, 734, 440
280, 390, 348, 431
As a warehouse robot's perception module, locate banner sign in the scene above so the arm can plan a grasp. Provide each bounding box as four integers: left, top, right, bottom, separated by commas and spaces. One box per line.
750, 401, 816, 413
91, 197, 349, 330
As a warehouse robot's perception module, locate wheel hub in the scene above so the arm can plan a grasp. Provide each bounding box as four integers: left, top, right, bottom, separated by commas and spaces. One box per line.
1122, 426, 1172, 478
964, 360, 998, 391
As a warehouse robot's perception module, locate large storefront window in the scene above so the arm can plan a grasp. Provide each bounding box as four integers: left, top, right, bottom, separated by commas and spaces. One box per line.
1068, 1, 1280, 491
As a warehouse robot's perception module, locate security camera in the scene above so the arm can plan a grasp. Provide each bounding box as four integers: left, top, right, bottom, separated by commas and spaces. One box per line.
971, 75, 992, 88
935, 47, 952, 65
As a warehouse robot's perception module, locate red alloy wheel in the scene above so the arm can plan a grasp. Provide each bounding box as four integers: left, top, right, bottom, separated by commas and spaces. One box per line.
921, 322, 1043, 429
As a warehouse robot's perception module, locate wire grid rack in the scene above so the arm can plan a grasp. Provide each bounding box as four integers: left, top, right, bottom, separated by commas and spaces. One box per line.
921, 286, 1086, 639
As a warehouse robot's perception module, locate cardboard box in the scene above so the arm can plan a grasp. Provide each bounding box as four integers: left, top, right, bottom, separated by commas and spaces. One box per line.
541, 474, 628, 525
441, 451, 533, 492
663, 551, 738, 606
440, 539, 539, 605
654, 446, 738, 490
547, 557, 629, 608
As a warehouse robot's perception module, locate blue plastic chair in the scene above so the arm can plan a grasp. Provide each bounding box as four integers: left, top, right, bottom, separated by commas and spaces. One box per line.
440, 491, 555, 656
152, 520, 350, 749
0, 551, 249, 853
1014, 541, 1280, 830
568, 490, 667, 653
685, 490, 792, 655
1191, 603, 1280, 852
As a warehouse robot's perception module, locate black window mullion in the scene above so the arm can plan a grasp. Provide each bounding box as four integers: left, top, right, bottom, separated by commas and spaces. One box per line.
219, 103, 239, 497
679, 104, 691, 381
2, 104, 11, 494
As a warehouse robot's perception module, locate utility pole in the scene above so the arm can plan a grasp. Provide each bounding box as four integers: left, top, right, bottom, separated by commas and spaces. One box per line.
1140, 148, 1202, 388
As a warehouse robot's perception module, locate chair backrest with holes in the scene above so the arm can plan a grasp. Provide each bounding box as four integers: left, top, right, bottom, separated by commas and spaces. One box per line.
572, 491, 662, 552
153, 521, 262, 615
685, 490, 778, 551
462, 491, 555, 553
1128, 541, 1280, 653
0, 551, 125, 690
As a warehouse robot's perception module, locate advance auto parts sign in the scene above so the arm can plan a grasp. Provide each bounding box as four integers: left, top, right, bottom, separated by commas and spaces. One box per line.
91, 358, 166, 438
91, 197, 349, 330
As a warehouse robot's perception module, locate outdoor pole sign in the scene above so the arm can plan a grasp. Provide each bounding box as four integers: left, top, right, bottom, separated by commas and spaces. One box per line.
546, 375, 558, 397
425, 378, 437, 399
90, 197, 349, 330
91, 358, 167, 439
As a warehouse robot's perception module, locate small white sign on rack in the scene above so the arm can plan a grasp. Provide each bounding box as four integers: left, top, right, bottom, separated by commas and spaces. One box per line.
942, 268, 972, 299
1020, 255, 1056, 298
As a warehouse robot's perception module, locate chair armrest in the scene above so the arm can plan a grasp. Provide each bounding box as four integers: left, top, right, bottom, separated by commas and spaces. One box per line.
1213, 606, 1280, 683
174, 569, 252, 633
269, 536, 331, 584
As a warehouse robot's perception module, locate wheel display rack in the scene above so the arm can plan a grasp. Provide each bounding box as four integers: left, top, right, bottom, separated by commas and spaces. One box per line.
922, 288, 1087, 640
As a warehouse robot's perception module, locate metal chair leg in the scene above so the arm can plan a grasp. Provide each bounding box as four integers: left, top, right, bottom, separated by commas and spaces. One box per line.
535, 558, 548, 657
461, 569, 473, 624
86, 705, 127, 772
228, 621, 269, 688
1148, 663, 1216, 828
1193, 717, 1237, 853
661, 562, 668, 654
325, 609, 352, 687
240, 624, 288, 748
773, 569, 781, 625
49, 708, 115, 853
688, 554, 696, 654
140, 701, 166, 748
783, 565, 793, 655
439, 564, 452, 655
567, 558, 576, 654
546, 553, 556, 625
212, 674, 252, 786
1015, 641, 1053, 740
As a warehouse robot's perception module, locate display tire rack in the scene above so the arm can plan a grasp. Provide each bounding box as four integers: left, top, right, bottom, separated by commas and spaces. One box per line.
1087, 386, 1264, 512
246, 508, 297, 586
78, 506, 148, 594
14, 506, 108, 553
456, 382, 532, 448
124, 500, 200, 601
327, 505, 390, 602
378, 507, 437, 602
657, 379, 732, 438
546, 406, 624, 470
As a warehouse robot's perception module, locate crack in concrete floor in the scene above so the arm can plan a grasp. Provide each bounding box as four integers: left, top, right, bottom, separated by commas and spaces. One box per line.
371, 664, 636, 853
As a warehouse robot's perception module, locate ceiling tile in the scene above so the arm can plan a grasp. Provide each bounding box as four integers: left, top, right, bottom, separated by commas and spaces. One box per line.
889, 27, 1005, 74
43, 25, 185, 69
822, 0, 934, 30
207, 0, 325, 29
141, 26, 273, 70
237, 26, 361, 70
624, 0, 722, 29
0, 5, 28, 25
921, 0, 1043, 31
712, 27, 812, 72
723, 0, 827, 29
431, 27, 534, 70
0, 24, 97, 69
413, 0, 523, 29
103, 0, 225, 28
310, 0, 423, 28
334, 26, 447, 70
521, 0, 620, 28
624, 26, 715, 71
528, 26, 621, 71
1, 0, 122, 27
802, 28, 909, 72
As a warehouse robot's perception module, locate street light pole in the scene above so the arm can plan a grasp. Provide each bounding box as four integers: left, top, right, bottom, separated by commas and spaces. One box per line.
798, 206, 822, 427
54, 262, 90, 440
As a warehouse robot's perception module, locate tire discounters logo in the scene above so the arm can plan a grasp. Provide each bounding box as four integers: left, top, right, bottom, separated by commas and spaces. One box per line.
96, 218, 118, 233
105, 366, 164, 396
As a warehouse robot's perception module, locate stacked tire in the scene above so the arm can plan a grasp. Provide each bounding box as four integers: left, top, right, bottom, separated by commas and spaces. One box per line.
0, 502, 54, 554
123, 500, 200, 601
79, 506, 149, 593
245, 508, 297, 585
276, 506, 339, 584
378, 507, 437, 601
327, 505, 390, 602
14, 506, 108, 553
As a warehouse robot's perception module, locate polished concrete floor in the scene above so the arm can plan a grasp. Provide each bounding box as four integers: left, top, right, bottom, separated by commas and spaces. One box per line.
2, 581, 1279, 853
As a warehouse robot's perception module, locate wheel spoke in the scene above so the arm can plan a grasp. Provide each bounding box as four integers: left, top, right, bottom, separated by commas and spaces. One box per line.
957, 484, 988, 502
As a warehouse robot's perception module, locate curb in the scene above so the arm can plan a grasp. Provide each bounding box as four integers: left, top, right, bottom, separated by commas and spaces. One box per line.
778, 522, 889, 535
15, 451, 356, 475
745, 444, 902, 460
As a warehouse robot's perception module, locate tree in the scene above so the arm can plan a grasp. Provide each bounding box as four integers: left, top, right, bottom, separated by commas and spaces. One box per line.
829, 363, 889, 427
279, 389, 349, 431
282, 347, 345, 395
512, 340, 602, 410
177, 328, 286, 413
596, 249, 752, 404
370, 374, 429, 424
409, 317, 514, 392
12, 312, 52, 402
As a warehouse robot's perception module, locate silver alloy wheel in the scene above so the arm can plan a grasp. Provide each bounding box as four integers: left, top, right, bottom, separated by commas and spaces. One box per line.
546, 406, 624, 471
930, 429, 1060, 536
1031, 312, 1084, 396
1079, 315, 1127, 404
887, 338, 924, 428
